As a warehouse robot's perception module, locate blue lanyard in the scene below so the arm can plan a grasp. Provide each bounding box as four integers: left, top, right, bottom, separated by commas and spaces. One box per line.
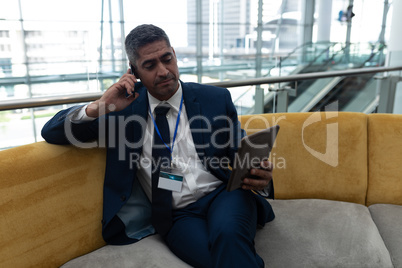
149, 93, 184, 156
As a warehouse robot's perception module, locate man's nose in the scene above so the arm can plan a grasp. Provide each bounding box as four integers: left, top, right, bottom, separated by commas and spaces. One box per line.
156, 62, 169, 77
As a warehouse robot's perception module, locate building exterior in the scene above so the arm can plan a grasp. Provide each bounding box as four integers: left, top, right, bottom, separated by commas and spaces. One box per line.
187, 0, 252, 53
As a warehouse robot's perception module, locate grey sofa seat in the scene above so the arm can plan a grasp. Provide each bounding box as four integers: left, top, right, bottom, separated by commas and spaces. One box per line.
62, 199, 394, 268
370, 204, 402, 268
61, 234, 190, 268
256, 199, 393, 268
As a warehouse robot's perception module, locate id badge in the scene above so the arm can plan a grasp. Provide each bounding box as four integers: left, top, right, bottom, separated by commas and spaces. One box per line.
158, 167, 183, 192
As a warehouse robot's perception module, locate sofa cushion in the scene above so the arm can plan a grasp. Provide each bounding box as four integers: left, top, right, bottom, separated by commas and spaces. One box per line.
61, 234, 190, 268
0, 142, 106, 268
255, 199, 393, 268
240, 112, 369, 205
62, 199, 393, 268
369, 204, 402, 268
367, 114, 402, 206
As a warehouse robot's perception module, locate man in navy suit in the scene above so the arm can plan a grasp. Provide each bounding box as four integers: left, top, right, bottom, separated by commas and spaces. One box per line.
42, 24, 274, 268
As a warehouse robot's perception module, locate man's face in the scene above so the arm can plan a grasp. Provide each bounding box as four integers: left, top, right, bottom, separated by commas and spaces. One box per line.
133, 40, 180, 101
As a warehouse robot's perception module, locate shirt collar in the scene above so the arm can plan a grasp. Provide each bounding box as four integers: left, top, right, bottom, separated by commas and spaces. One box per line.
148, 81, 183, 114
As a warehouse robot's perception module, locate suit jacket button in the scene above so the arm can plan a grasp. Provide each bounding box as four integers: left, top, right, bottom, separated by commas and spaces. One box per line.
120, 195, 126, 202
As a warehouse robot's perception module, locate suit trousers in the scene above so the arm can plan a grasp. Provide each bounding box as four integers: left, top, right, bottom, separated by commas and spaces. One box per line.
165, 184, 264, 268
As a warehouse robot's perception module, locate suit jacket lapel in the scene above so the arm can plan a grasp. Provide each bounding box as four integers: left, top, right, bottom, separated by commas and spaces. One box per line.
124, 87, 149, 168
182, 82, 206, 160
133, 86, 149, 138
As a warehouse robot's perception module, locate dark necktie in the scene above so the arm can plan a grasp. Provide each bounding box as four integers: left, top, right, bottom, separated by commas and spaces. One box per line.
151, 104, 173, 237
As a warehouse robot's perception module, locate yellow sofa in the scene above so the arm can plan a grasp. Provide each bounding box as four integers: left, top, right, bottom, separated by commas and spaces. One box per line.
1, 112, 402, 267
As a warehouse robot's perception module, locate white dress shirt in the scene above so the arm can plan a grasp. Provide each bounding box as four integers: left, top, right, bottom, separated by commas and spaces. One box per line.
139, 83, 222, 209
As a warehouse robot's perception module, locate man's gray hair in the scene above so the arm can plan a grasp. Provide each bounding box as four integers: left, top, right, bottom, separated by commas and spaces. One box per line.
125, 24, 171, 66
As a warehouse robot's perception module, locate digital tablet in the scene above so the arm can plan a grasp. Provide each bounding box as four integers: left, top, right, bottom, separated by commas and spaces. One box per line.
226, 125, 280, 192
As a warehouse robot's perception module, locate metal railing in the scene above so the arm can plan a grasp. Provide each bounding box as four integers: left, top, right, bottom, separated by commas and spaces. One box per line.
1, 65, 402, 113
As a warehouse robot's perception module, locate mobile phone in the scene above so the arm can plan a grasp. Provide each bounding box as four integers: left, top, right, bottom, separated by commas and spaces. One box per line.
130, 64, 139, 77
127, 64, 142, 98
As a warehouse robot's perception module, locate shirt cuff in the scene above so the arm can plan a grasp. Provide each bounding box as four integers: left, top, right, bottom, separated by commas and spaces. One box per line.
69, 104, 97, 123
256, 179, 274, 199
256, 188, 270, 198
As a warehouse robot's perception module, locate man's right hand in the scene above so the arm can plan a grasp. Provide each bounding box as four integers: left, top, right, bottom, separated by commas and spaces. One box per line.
86, 69, 140, 118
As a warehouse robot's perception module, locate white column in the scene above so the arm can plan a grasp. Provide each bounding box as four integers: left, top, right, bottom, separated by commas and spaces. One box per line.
317, 0, 333, 42
386, 0, 402, 113
386, 0, 402, 65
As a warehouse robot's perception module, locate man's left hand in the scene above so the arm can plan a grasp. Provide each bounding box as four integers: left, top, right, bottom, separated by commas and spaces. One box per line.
241, 160, 273, 191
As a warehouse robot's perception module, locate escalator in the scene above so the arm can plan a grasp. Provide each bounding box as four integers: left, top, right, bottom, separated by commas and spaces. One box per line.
262, 42, 386, 113
244, 41, 344, 114
309, 74, 378, 113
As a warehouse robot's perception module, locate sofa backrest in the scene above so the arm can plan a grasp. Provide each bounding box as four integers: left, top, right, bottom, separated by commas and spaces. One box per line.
367, 113, 402, 206
239, 112, 369, 205
0, 142, 106, 268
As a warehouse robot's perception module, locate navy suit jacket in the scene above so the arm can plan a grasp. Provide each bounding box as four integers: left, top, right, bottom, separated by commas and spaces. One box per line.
42, 81, 275, 245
